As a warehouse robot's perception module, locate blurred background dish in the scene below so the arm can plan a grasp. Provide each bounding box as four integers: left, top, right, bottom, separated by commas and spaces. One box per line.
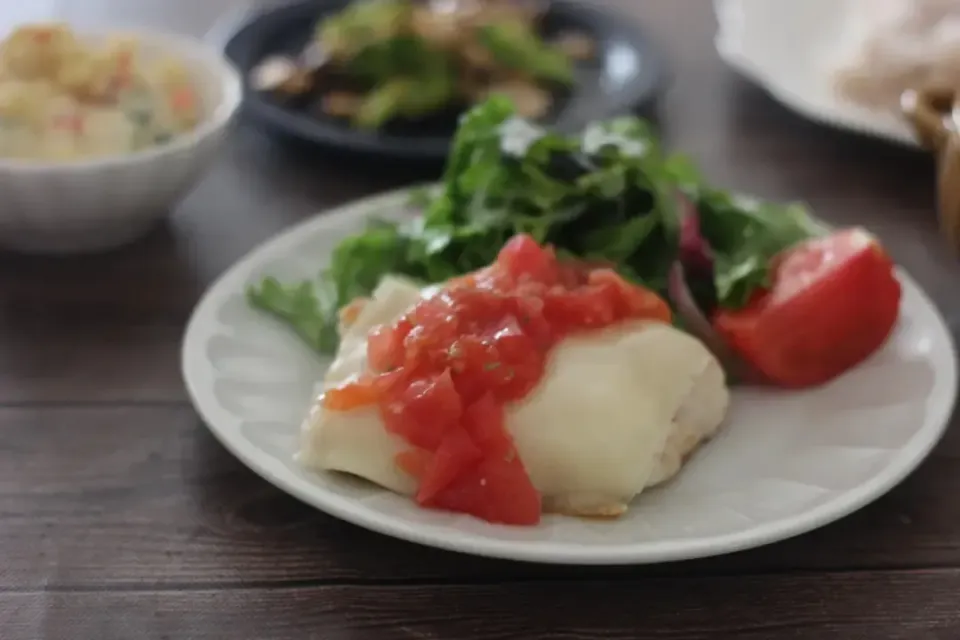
714, 0, 921, 147
224, 0, 664, 161
0, 25, 241, 254
901, 86, 960, 252
0, 23, 203, 162
249, 0, 590, 129
831, 0, 960, 118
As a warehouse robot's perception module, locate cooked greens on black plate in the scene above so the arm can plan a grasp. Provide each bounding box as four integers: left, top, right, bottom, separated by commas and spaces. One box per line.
251, 0, 593, 129
247, 94, 827, 355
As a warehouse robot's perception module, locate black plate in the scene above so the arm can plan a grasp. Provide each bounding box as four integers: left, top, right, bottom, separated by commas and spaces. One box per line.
224, 0, 665, 161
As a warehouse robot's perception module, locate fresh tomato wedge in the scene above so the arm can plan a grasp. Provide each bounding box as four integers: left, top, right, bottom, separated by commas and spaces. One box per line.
713, 228, 901, 388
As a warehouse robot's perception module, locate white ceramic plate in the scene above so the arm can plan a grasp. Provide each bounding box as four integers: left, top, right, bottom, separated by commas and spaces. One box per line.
182, 188, 957, 564
714, 0, 920, 147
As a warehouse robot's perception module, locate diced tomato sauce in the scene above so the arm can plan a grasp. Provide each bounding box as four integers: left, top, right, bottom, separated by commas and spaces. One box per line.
323, 234, 672, 525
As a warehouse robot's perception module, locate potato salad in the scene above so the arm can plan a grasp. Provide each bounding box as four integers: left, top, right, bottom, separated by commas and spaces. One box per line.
0, 23, 201, 161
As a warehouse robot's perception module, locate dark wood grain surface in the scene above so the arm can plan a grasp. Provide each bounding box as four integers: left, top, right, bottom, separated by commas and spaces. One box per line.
2, 1, 960, 638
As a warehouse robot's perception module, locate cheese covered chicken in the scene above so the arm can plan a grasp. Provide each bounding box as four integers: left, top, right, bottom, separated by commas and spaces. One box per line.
299, 235, 730, 525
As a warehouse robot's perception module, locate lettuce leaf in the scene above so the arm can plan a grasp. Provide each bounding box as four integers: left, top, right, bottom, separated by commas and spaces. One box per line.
247, 96, 825, 355
693, 189, 829, 309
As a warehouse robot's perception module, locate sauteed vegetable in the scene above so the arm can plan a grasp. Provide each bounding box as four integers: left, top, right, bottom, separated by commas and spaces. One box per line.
252, 0, 591, 128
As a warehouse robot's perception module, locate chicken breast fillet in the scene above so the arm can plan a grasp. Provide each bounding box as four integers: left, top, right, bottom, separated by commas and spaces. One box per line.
300, 277, 730, 518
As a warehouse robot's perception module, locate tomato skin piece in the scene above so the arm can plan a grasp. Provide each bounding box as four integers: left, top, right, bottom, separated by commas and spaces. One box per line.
462, 394, 514, 459
367, 322, 404, 373
395, 448, 431, 479
428, 453, 542, 526
589, 269, 672, 324
380, 370, 463, 450
416, 426, 482, 504
498, 234, 558, 285
323, 378, 380, 411
543, 287, 618, 330
483, 315, 544, 401
713, 229, 901, 388
510, 294, 552, 349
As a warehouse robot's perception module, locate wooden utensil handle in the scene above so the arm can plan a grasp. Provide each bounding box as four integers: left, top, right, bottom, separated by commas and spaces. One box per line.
902, 87, 960, 252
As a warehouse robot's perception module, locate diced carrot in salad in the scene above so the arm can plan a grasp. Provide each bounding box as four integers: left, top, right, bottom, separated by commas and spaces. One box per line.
51, 113, 84, 134
169, 85, 198, 120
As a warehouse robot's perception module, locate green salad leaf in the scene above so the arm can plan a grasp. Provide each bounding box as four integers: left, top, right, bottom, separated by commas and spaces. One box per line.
693, 188, 830, 309
247, 96, 827, 355
247, 277, 339, 354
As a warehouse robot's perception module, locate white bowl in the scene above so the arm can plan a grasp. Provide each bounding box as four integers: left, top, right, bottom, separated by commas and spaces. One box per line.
0, 28, 243, 254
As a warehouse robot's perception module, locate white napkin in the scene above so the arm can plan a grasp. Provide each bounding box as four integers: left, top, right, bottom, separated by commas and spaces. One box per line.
832, 0, 960, 111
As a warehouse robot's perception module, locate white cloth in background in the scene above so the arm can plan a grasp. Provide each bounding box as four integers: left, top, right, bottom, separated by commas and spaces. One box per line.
833, 0, 960, 111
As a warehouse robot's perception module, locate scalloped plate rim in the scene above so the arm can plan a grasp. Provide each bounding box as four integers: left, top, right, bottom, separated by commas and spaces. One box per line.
182, 186, 957, 565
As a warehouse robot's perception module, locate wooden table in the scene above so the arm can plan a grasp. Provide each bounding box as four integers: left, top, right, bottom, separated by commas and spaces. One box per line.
2, 1, 959, 638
